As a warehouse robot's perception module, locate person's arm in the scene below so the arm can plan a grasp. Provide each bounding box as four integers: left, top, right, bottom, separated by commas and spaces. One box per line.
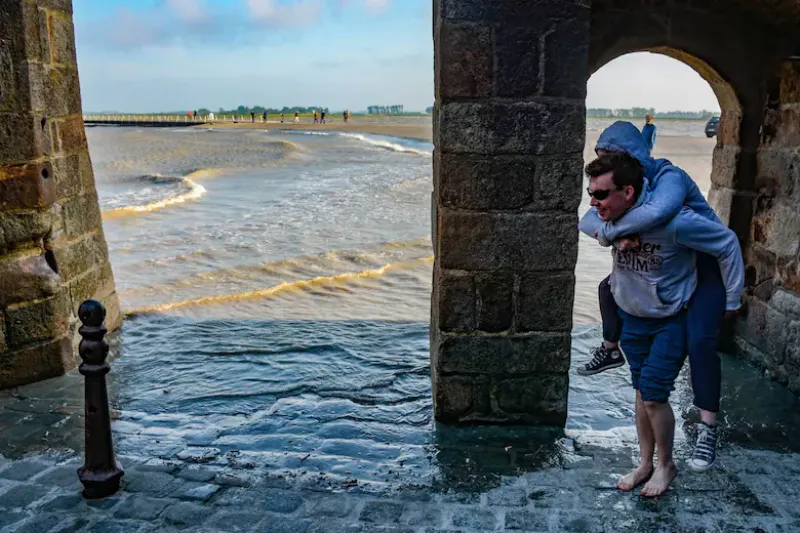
673, 209, 745, 311
578, 208, 610, 245
599, 169, 688, 243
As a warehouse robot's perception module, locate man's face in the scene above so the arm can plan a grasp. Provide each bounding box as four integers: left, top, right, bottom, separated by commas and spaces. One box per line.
588, 171, 634, 221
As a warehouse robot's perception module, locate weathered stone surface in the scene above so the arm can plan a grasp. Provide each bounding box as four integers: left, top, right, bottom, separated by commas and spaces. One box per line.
711, 145, 741, 190
161, 501, 215, 527
0, 206, 61, 251
494, 26, 541, 97
439, 101, 585, 155
0, 252, 61, 306
0, 336, 73, 389
39, 0, 74, 15
0, 482, 51, 508
0, 161, 55, 210
436, 271, 475, 333
493, 374, 569, 425
0, 460, 50, 481
475, 272, 513, 332
451, 508, 497, 530
0, 316, 6, 353
5, 292, 70, 348
516, 272, 575, 332
114, 495, 170, 520
52, 232, 109, 281
47, 13, 77, 66
432, 373, 490, 421
359, 501, 404, 524
435, 334, 570, 374
0, 114, 47, 163
55, 115, 86, 153
436, 22, 492, 99
770, 289, 800, 317
439, 211, 578, 271
736, 296, 789, 360
68, 262, 115, 312
60, 193, 102, 239
43, 66, 82, 117
505, 509, 549, 530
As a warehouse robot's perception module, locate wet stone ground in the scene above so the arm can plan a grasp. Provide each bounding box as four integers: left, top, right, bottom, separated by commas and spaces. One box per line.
1, 325, 800, 532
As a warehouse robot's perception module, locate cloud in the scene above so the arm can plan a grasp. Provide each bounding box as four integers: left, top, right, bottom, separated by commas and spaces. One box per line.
363, 0, 390, 14
165, 0, 212, 25
245, 0, 323, 27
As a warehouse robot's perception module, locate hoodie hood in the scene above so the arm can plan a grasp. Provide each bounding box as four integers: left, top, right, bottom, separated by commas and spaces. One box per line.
595, 121, 661, 179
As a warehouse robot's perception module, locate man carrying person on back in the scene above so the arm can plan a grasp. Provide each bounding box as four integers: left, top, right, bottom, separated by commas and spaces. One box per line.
579, 152, 744, 496
577, 121, 740, 473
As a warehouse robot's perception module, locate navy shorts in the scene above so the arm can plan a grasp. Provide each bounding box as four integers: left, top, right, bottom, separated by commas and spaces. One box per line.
618, 309, 687, 403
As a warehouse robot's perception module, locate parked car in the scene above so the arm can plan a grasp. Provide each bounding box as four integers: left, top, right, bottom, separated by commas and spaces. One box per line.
705, 116, 720, 138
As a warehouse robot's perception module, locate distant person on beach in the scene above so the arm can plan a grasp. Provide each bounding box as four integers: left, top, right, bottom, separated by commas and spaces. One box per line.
250, 111, 255, 123
280, 113, 285, 123
263, 110, 267, 122
344, 110, 350, 123
313, 111, 319, 124
642, 115, 657, 154
320, 110, 326, 124
294, 112, 300, 123
579, 121, 742, 475
580, 152, 743, 497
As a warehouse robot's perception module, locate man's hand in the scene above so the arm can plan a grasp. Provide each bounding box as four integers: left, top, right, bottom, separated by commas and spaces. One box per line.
616, 236, 640, 252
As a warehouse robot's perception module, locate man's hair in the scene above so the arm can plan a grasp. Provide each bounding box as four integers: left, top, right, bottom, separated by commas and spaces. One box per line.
585, 153, 644, 199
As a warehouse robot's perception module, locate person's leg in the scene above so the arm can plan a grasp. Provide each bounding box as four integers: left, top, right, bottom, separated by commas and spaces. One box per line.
686, 254, 726, 471
639, 313, 687, 497
616, 312, 654, 491
578, 275, 624, 376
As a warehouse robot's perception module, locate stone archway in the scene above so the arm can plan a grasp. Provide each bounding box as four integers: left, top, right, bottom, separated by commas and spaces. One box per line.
431, 0, 800, 425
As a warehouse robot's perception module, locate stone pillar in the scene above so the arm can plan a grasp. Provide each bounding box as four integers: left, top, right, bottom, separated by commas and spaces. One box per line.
733, 60, 800, 394
431, 0, 589, 425
0, 0, 120, 389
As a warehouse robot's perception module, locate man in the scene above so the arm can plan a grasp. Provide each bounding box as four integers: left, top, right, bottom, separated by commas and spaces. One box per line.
579, 153, 743, 497
578, 121, 731, 473
642, 115, 657, 154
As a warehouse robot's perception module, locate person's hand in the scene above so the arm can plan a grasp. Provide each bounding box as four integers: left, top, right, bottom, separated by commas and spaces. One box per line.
616, 236, 640, 252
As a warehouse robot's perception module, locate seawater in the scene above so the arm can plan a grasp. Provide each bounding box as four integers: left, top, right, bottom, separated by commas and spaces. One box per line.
86, 123, 800, 489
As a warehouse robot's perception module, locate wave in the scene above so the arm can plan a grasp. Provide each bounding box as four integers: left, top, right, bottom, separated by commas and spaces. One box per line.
337, 133, 432, 156
274, 130, 332, 136
103, 174, 207, 219
125, 256, 434, 315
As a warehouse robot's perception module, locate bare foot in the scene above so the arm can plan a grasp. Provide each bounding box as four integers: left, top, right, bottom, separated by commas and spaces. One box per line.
641, 462, 677, 497
617, 464, 654, 491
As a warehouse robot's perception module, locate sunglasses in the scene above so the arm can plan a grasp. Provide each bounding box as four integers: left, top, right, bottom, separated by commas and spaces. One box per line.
586, 186, 621, 201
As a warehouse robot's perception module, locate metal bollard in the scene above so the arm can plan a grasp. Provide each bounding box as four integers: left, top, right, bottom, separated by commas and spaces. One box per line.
76, 299, 124, 499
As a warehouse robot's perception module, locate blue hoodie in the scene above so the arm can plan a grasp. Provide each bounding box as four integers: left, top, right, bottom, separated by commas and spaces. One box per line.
593, 121, 719, 246
579, 181, 744, 317
642, 122, 657, 152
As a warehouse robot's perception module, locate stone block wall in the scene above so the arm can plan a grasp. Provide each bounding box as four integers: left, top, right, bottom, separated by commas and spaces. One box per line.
735, 61, 800, 394
0, 0, 120, 389
431, 0, 589, 425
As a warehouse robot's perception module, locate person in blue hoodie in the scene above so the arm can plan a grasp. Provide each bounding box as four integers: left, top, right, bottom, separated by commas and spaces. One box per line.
579, 152, 743, 497
642, 115, 657, 154
577, 121, 739, 473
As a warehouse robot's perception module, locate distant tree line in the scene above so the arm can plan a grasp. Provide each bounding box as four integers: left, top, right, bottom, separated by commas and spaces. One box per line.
196, 105, 329, 115
366, 105, 404, 115
587, 108, 718, 119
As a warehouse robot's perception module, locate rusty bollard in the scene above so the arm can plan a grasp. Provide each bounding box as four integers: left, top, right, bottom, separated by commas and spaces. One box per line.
77, 299, 124, 499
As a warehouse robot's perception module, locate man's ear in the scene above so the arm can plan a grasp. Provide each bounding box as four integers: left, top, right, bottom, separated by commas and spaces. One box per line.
624, 185, 635, 202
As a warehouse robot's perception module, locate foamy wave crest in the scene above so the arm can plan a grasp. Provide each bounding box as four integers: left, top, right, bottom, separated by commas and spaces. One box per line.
338, 133, 432, 156
103, 176, 207, 218
275, 130, 332, 136
125, 256, 433, 315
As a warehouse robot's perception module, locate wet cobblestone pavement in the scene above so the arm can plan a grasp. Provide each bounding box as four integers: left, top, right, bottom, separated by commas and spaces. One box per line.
1, 325, 800, 532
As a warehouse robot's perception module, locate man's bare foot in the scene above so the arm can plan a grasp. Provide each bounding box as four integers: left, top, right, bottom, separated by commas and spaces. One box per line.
617, 464, 654, 491
641, 462, 677, 497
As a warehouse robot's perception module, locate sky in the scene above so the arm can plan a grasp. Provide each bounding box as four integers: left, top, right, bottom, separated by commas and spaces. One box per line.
73, 0, 720, 113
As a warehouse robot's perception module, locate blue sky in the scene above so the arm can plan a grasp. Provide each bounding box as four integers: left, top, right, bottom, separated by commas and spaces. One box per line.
73, 0, 719, 113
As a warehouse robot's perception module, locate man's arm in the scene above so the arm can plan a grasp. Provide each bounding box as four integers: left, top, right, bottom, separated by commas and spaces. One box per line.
673, 208, 745, 311
600, 168, 688, 244
578, 208, 605, 241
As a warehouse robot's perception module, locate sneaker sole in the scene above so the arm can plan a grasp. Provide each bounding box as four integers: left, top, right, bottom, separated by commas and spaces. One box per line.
576, 359, 625, 376
687, 458, 716, 473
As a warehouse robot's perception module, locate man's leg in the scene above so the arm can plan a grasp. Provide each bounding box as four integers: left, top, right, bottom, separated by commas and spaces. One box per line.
616, 311, 654, 491
578, 276, 625, 376
686, 254, 726, 472
639, 313, 687, 497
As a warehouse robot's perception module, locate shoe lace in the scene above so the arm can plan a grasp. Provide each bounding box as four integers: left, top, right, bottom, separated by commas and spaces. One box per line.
693, 424, 717, 462
586, 347, 608, 369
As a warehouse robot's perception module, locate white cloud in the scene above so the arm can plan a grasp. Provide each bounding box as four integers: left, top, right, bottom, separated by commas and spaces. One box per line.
166, 0, 211, 24
363, 0, 390, 14
246, 0, 323, 27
